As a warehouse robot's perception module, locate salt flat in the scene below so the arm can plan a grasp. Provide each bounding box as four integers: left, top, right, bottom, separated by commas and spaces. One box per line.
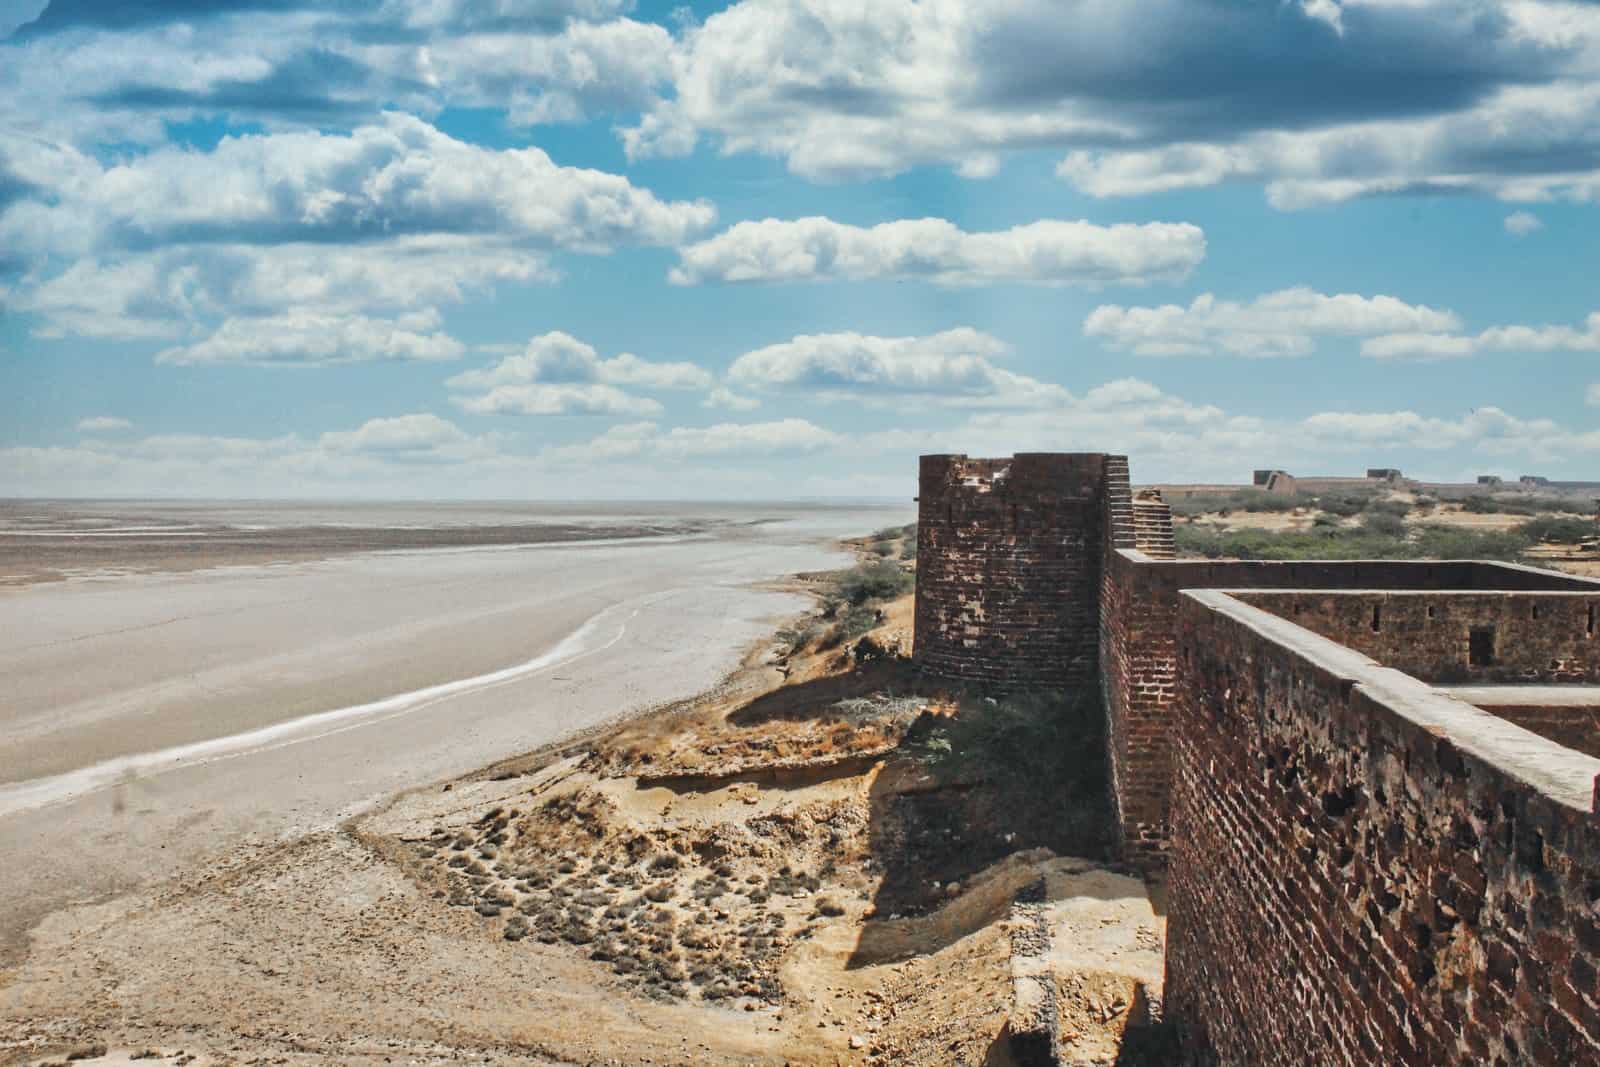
0, 503, 908, 963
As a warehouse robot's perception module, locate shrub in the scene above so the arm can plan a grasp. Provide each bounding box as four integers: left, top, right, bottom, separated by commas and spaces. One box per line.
820, 604, 881, 648
1361, 511, 1408, 538
1314, 492, 1372, 518
834, 561, 913, 605
1365, 497, 1412, 518
870, 540, 896, 557
1520, 516, 1593, 543
916, 689, 1105, 803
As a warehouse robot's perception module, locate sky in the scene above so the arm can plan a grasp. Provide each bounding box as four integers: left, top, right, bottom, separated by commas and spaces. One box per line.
1, 0, 1599, 500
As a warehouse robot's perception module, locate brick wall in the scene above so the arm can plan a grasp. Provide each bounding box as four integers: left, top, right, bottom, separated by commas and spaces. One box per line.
1230, 590, 1600, 684
1098, 553, 1600, 865
1487, 705, 1600, 759
913, 453, 1115, 689
1165, 590, 1600, 1066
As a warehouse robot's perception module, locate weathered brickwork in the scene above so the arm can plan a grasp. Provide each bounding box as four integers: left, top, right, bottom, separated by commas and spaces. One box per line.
1099, 554, 1600, 863
1232, 590, 1600, 684
911, 449, 1600, 1065
1487, 704, 1600, 759
1165, 591, 1600, 1066
913, 453, 1119, 689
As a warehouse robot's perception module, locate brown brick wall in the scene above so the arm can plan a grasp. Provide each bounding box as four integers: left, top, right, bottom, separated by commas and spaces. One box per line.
913, 453, 1114, 689
1488, 705, 1600, 759
1098, 554, 1600, 865
1165, 591, 1600, 1067
1231, 590, 1600, 684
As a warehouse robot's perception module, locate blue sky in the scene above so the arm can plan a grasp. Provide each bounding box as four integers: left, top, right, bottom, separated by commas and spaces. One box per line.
2, 0, 1599, 499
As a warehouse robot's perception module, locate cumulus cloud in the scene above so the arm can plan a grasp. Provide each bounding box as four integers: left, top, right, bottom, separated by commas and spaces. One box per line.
1505, 211, 1544, 236
0, 411, 507, 497
1, 114, 713, 259
547, 418, 842, 462
0, 115, 708, 348
1084, 288, 1462, 358
76, 415, 132, 433
1362, 311, 1600, 360
726, 327, 1069, 407
155, 309, 465, 366
454, 383, 663, 417
447, 331, 710, 416
621, 0, 1600, 205
317, 413, 497, 462
669, 217, 1205, 287
1057, 80, 1600, 208
16, 238, 547, 342
2, 1, 673, 146
704, 386, 760, 411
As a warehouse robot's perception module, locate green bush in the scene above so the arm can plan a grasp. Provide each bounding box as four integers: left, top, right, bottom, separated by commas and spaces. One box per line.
1314, 492, 1372, 518
819, 604, 881, 649
834, 561, 913, 605
1519, 516, 1593, 543
870, 541, 896, 557
1361, 510, 1408, 538
1173, 521, 1536, 563
916, 689, 1105, 802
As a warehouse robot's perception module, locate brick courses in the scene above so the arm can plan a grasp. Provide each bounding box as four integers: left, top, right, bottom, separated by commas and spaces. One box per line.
913, 453, 1117, 689
1165, 591, 1600, 1066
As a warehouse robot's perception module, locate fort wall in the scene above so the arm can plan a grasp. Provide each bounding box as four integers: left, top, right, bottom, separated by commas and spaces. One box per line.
1165, 590, 1600, 1065
1230, 590, 1600, 684
913, 453, 1121, 689
1100, 551, 1597, 863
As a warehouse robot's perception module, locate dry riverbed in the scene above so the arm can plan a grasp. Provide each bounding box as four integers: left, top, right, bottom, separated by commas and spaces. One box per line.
1, 541, 1166, 1067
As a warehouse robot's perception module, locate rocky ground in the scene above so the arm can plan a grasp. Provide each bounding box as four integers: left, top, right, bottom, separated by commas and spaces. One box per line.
2, 535, 1169, 1066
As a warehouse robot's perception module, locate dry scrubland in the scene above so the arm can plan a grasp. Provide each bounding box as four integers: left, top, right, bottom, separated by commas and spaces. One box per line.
1, 526, 1170, 1067
1169, 488, 1597, 572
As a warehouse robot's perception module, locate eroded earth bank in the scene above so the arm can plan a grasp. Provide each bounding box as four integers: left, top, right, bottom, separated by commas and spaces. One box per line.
1, 528, 1170, 1067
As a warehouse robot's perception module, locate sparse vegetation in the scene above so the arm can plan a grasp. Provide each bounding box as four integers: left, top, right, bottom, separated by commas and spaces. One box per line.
1174, 517, 1576, 563
916, 689, 1105, 803
1460, 494, 1589, 516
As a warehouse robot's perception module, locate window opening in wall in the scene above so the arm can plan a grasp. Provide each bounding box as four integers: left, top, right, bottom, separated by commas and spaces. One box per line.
1589, 603, 1595, 637
1426, 605, 1435, 619
1531, 604, 1540, 620
1469, 626, 1496, 667
1370, 604, 1381, 633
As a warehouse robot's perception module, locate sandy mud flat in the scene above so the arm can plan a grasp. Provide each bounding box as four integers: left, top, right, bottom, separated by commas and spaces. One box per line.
0, 524, 1170, 1067
0, 503, 907, 971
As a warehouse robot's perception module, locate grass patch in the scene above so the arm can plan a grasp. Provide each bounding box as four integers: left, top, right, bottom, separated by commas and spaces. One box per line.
1173, 517, 1575, 563
915, 689, 1105, 803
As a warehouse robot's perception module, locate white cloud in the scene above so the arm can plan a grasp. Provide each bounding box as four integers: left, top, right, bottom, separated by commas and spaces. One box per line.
1301, 0, 1344, 36
548, 418, 842, 462
726, 327, 1069, 407
670, 217, 1205, 287
704, 386, 761, 411
1588, 384, 1600, 408
154, 309, 465, 366
1084, 287, 1462, 358
1056, 81, 1600, 208
618, 0, 1600, 207
446, 331, 711, 416
76, 415, 132, 434
0, 413, 507, 497
454, 383, 663, 417
16, 238, 547, 342
1505, 211, 1544, 236
1362, 311, 1600, 359
318, 413, 496, 462
1, 114, 714, 260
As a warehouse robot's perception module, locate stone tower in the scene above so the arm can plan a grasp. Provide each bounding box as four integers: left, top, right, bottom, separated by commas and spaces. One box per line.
913, 452, 1130, 689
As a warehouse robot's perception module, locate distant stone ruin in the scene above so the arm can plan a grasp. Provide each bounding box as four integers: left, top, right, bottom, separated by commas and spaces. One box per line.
913, 452, 1600, 1066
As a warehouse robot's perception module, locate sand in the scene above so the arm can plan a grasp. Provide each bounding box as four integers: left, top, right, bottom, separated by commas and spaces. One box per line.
0, 505, 909, 969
